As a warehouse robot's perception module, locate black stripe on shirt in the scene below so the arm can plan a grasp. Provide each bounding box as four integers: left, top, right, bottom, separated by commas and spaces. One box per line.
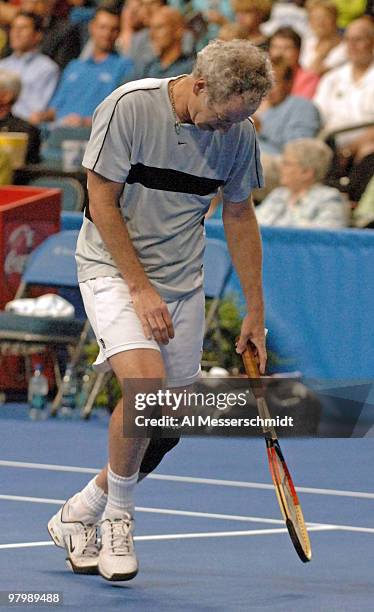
126, 162, 224, 196
247, 117, 261, 188
84, 163, 222, 220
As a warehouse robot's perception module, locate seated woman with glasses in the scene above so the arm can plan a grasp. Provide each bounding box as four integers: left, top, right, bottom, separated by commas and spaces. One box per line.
255, 138, 349, 228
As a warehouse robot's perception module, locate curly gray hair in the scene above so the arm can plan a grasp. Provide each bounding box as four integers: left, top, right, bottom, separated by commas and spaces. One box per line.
192, 39, 273, 107
284, 139, 334, 182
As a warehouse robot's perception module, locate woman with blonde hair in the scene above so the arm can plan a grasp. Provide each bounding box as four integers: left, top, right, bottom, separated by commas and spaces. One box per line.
301, 0, 347, 75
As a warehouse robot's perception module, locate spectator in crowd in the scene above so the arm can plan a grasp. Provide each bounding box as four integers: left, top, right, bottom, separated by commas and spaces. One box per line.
315, 17, 374, 201
230, 0, 271, 49
67, 0, 96, 20
82, 0, 164, 65
261, 0, 310, 38
66, 0, 97, 49
129, 6, 194, 80
301, 0, 347, 76
29, 6, 133, 127
115, 0, 146, 58
190, 0, 234, 43
123, 0, 164, 63
314, 17, 374, 150
199, 0, 270, 48
21, 0, 81, 69
253, 57, 320, 155
269, 26, 320, 98
255, 138, 348, 227
0, 12, 59, 121
218, 22, 249, 40
0, 68, 40, 163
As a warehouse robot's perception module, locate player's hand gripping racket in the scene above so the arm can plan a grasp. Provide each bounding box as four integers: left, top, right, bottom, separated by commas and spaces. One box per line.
241, 341, 312, 562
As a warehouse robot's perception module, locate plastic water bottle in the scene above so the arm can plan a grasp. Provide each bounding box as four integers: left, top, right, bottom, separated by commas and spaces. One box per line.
28, 364, 48, 420
60, 363, 78, 418
75, 369, 92, 412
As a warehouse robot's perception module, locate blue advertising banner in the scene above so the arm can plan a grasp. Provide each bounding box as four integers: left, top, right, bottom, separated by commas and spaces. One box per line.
206, 221, 374, 380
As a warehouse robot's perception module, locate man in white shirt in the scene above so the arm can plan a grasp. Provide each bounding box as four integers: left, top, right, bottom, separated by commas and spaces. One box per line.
0, 11, 59, 121
313, 16, 374, 153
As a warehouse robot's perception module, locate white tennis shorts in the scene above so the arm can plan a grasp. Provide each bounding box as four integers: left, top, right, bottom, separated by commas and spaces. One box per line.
80, 276, 205, 388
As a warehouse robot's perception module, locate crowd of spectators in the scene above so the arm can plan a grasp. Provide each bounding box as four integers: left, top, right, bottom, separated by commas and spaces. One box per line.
0, 0, 372, 227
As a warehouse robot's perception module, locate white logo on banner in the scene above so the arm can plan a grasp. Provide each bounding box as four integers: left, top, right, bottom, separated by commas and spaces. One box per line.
4, 224, 35, 275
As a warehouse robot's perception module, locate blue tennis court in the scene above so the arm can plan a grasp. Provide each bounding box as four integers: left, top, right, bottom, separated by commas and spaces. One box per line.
0, 406, 373, 612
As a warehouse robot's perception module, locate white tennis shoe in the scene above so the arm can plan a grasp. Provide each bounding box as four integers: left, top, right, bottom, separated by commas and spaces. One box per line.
47, 496, 100, 575
98, 514, 138, 581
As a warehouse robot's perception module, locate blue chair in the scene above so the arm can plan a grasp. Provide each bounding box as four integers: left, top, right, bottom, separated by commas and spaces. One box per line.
61, 211, 84, 230
203, 238, 233, 335
0, 231, 90, 409
29, 176, 85, 211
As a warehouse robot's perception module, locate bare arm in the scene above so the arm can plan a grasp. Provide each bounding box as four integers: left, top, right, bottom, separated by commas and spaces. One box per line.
338, 127, 374, 163
222, 197, 267, 373
87, 169, 174, 344
29, 109, 56, 125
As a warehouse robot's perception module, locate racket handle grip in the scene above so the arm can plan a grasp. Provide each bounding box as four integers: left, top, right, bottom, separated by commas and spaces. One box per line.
241, 342, 264, 399
241, 342, 260, 378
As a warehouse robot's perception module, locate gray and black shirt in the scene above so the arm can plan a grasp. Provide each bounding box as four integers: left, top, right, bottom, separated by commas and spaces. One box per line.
76, 77, 263, 302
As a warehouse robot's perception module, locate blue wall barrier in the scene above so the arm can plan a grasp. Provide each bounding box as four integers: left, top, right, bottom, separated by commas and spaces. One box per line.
206, 220, 374, 379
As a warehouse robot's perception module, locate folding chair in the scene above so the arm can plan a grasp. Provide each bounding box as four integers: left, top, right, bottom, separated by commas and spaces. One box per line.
81, 237, 234, 418
0, 230, 90, 411
29, 176, 85, 211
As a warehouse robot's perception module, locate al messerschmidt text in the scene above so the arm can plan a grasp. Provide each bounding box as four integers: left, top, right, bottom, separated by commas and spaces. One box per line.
134, 415, 294, 428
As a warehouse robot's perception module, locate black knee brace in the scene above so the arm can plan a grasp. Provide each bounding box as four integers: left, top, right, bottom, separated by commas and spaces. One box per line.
138, 435, 181, 481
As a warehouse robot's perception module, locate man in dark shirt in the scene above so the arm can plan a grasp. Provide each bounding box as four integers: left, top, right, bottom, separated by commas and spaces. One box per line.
0, 68, 40, 164
129, 6, 195, 81
20, 0, 81, 69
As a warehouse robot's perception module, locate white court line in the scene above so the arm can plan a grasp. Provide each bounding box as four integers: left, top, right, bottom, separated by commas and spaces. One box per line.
1, 459, 373, 500
0, 494, 288, 526
135, 525, 333, 541
0, 541, 54, 550
0, 460, 98, 475
0, 525, 334, 550
0, 494, 65, 505
1, 494, 374, 535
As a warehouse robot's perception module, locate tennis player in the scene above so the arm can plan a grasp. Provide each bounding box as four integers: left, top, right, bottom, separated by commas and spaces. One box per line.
48, 39, 273, 582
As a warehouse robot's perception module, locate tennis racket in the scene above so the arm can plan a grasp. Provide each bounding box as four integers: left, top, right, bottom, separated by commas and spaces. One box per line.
241, 341, 312, 563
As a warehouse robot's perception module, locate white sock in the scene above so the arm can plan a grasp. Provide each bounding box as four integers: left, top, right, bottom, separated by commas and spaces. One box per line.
103, 465, 138, 520
65, 477, 107, 523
